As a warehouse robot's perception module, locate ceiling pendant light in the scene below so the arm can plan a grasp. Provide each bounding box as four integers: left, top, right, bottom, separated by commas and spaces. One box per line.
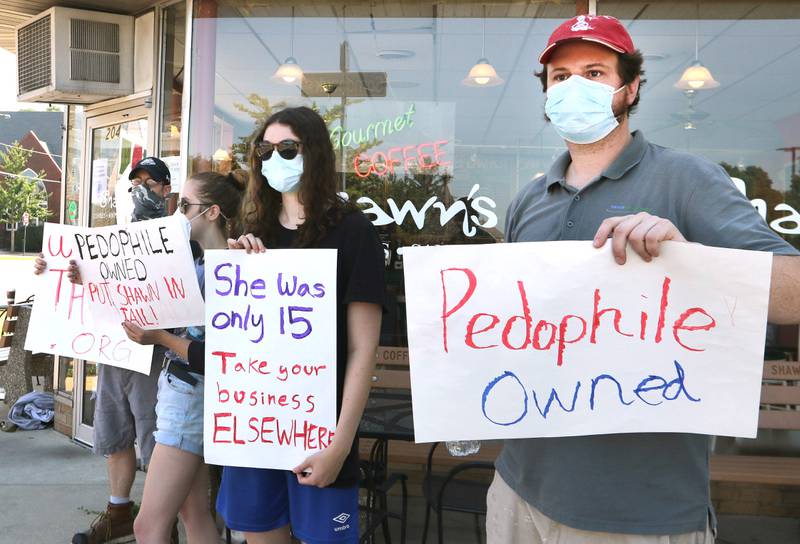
273, 7, 304, 84
463, 6, 504, 88
676, 60, 719, 91
675, 5, 719, 91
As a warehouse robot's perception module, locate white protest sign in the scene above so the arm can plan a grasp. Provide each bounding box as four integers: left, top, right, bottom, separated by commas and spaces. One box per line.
204, 249, 338, 470
0, 255, 36, 302
115, 169, 134, 226
25, 223, 154, 373
77, 215, 204, 329
403, 241, 773, 442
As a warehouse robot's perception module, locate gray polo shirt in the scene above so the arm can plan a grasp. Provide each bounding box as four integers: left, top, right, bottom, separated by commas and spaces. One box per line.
498, 130, 798, 535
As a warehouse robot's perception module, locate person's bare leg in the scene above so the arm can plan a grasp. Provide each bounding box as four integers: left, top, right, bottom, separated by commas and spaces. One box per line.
107, 447, 137, 498
179, 462, 220, 544
133, 443, 211, 543
243, 525, 293, 544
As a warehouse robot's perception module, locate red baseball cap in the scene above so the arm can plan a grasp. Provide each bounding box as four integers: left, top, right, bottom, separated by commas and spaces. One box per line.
539, 15, 635, 65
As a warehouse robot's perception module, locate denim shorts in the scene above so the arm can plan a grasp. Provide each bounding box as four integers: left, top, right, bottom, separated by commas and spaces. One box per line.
154, 367, 205, 457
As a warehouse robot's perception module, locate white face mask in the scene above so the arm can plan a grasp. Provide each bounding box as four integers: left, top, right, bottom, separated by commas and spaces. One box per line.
175, 207, 210, 241
545, 75, 625, 144
261, 153, 304, 193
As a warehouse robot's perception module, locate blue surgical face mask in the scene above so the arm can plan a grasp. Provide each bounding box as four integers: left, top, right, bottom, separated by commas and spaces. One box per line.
261, 153, 304, 193
544, 75, 625, 144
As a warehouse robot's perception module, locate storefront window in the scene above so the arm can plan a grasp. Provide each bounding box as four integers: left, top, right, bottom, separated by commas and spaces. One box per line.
63, 106, 85, 226
593, 1, 800, 454
88, 118, 148, 227
189, 0, 575, 346
596, 1, 800, 359
81, 363, 97, 428
159, 1, 187, 192
57, 358, 75, 394
184, 0, 800, 524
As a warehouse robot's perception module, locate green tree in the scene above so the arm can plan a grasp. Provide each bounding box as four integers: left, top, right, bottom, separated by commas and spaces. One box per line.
720, 162, 784, 211
786, 172, 800, 212
0, 141, 51, 252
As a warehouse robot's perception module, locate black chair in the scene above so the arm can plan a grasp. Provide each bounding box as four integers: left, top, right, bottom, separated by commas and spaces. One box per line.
360, 438, 408, 544
421, 442, 494, 544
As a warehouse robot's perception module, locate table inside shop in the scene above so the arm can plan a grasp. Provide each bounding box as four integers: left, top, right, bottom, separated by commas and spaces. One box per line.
359, 389, 414, 443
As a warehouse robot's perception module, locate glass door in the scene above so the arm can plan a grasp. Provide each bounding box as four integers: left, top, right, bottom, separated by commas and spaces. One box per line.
73, 108, 149, 445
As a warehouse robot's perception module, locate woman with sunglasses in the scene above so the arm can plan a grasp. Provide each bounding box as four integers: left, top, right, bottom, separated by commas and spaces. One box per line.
121, 170, 246, 544
217, 106, 384, 544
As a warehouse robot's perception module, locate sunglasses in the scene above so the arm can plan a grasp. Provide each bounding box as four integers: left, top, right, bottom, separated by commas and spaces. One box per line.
254, 139, 301, 161
178, 198, 211, 214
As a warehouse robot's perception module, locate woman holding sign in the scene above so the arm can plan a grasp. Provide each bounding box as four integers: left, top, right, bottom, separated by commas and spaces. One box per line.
121, 170, 246, 544
219, 106, 385, 544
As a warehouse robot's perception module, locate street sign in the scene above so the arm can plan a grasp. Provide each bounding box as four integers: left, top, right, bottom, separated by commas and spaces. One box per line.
22, 212, 29, 227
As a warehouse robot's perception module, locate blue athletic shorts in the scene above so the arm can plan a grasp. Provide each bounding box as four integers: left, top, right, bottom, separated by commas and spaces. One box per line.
217, 466, 359, 543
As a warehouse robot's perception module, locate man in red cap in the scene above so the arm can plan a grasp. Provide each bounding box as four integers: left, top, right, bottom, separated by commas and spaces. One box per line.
491, 13, 800, 544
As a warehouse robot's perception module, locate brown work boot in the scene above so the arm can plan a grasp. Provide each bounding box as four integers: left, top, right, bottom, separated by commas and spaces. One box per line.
71, 501, 134, 544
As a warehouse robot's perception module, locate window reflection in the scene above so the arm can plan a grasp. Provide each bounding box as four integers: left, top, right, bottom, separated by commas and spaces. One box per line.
598, 1, 800, 252
189, 1, 574, 345
64, 106, 84, 226
159, 2, 186, 193
599, 0, 800, 455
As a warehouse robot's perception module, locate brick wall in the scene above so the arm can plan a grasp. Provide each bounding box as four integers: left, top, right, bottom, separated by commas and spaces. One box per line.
712, 482, 800, 517
53, 393, 72, 437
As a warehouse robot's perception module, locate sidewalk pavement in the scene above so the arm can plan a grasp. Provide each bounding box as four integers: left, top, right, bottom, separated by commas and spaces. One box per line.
0, 428, 798, 543
0, 428, 145, 543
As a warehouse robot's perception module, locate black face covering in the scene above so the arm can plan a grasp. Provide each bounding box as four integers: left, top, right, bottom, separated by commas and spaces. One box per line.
131, 184, 167, 222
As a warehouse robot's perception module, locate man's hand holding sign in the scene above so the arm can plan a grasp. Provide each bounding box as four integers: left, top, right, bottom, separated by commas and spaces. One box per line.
595, 211, 800, 324
593, 211, 686, 264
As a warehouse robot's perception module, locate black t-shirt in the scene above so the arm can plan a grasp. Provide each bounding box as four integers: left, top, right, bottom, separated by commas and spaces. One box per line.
275, 209, 385, 487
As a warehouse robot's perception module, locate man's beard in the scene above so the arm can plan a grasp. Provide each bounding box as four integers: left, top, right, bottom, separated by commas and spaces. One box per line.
611, 88, 630, 121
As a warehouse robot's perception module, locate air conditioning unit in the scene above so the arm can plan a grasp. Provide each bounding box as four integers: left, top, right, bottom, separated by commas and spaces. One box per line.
16, 7, 134, 104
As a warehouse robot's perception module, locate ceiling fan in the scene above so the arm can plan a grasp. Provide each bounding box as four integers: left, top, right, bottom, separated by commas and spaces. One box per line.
669, 91, 710, 130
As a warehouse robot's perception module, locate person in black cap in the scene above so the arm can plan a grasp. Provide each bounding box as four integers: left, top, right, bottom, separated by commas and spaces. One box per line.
129, 156, 173, 221
46, 155, 178, 544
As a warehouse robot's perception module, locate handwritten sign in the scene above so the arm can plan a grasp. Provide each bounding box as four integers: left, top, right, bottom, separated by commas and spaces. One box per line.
77, 216, 204, 329
403, 241, 773, 442
25, 223, 154, 373
203, 249, 337, 469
